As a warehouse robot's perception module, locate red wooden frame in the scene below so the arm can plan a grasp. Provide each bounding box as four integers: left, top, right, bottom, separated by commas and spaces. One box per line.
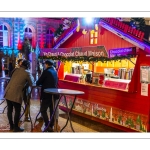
58, 49, 150, 132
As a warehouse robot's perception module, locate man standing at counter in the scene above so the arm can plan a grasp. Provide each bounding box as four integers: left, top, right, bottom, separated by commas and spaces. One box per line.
36, 60, 58, 132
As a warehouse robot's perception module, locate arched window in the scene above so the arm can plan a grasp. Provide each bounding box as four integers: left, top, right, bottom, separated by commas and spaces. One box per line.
0, 25, 8, 47
24, 27, 32, 33
46, 29, 54, 48
24, 27, 32, 44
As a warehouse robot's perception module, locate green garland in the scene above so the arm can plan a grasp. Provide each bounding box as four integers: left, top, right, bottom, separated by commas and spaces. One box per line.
38, 55, 135, 63
54, 24, 64, 38
54, 18, 78, 38
130, 18, 146, 32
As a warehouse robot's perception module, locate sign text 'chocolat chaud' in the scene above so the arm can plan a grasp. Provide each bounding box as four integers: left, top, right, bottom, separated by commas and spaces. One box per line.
40, 46, 108, 58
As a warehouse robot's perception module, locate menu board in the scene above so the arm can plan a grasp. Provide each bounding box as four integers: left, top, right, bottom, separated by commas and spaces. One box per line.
140, 66, 150, 83
109, 47, 136, 58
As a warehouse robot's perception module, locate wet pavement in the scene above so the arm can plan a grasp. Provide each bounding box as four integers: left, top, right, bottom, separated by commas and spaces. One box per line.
0, 73, 122, 132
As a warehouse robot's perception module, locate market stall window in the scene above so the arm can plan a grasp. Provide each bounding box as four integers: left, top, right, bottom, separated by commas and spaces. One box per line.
90, 30, 98, 45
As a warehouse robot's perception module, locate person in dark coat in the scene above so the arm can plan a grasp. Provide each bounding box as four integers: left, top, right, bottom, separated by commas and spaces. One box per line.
8, 60, 13, 77
4, 60, 34, 132
36, 60, 58, 132
10, 59, 23, 76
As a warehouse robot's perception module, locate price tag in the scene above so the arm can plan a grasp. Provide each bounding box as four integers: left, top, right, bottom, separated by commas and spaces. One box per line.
140, 66, 150, 83
141, 69, 149, 82
141, 83, 148, 96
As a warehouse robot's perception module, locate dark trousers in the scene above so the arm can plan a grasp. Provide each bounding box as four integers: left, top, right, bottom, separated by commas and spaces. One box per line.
40, 96, 54, 127
23, 85, 30, 118
6, 99, 21, 128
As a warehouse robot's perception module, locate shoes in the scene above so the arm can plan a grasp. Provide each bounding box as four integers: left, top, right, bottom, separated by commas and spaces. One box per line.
47, 126, 54, 132
24, 117, 31, 122
10, 124, 14, 131
36, 116, 43, 122
13, 127, 24, 132
44, 123, 54, 132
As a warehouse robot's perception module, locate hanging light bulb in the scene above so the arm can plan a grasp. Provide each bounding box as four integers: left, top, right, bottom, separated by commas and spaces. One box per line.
76, 19, 80, 32
95, 24, 98, 30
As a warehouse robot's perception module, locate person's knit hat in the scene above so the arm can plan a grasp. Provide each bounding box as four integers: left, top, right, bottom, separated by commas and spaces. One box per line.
44, 60, 54, 66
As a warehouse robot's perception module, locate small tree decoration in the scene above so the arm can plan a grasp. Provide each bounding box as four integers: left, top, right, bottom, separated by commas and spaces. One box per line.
54, 18, 78, 42
22, 38, 31, 60
62, 18, 72, 30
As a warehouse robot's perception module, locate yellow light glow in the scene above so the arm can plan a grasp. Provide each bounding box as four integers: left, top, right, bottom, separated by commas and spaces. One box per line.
95, 24, 98, 30
91, 30, 95, 34
76, 26, 80, 32
82, 29, 87, 34
94, 38, 97, 44
90, 39, 93, 44
90, 33, 93, 38
94, 32, 98, 37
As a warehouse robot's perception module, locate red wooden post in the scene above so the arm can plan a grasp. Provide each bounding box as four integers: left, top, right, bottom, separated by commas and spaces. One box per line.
122, 23, 125, 30
130, 27, 134, 34
140, 32, 145, 40
138, 31, 142, 38
124, 24, 129, 33
132, 28, 136, 35
127, 26, 131, 33
109, 18, 113, 25
135, 29, 139, 37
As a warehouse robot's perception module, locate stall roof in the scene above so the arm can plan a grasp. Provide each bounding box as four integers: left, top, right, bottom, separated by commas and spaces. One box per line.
55, 19, 150, 52
100, 20, 150, 51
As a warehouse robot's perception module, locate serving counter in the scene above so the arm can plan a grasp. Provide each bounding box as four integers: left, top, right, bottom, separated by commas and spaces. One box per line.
39, 46, 150, 132
58, 50, 150, 132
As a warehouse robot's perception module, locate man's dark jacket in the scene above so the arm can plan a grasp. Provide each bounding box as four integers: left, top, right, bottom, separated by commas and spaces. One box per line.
36, 66, 58, 100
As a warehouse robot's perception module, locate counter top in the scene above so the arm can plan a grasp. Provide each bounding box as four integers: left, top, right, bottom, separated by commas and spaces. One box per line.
59, 79, 129, 92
